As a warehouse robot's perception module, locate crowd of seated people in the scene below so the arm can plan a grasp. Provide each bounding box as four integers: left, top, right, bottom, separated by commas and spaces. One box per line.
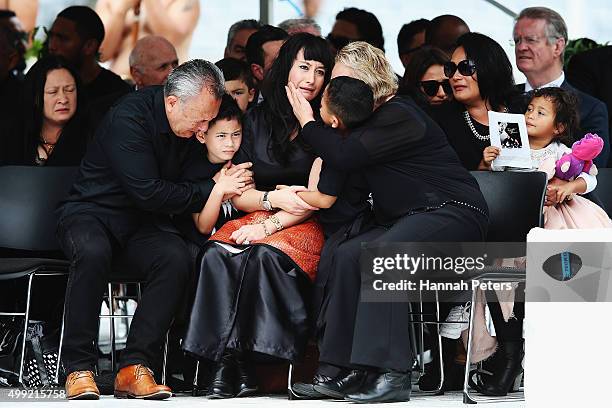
1, 3, 611, 404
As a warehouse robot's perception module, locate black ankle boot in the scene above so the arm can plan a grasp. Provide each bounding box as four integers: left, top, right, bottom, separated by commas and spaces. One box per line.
235, 351, 258, 397
473, 340, 524, 396
207, 350, 236, 399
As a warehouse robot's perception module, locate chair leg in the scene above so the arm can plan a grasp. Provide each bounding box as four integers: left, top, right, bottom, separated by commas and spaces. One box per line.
463, 288, 478, 404
434, 290, 444, 394
192, 360, 200, 396
108, 283, 116, 373
161, 331, 169, 385
56, 305, 66, 384
287, 363, 298, 400
418, 294, 426, 373
18, 274, 35, 385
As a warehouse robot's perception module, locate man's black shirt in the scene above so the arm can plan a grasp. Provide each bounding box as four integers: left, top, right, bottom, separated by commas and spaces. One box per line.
60, 86, 215, 233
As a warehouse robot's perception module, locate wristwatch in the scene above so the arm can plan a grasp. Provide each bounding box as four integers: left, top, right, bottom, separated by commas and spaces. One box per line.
262, 191, 273, 211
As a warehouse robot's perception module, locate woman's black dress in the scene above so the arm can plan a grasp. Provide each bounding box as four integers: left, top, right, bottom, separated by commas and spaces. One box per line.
11, 117, 88, 166
431, 101, 491, 171
182, 105, 320, 362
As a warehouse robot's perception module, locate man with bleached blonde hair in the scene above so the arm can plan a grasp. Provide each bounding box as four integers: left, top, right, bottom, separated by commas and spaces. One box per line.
129, 35, 178, 89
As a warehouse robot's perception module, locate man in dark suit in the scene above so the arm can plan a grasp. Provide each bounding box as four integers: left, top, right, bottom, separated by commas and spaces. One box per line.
513, 7, 609, 167
567, 45, 612, 166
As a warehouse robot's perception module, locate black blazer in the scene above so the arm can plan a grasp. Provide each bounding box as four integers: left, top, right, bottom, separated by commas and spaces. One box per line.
567, 46, 612, 166
516, 80, 610, 167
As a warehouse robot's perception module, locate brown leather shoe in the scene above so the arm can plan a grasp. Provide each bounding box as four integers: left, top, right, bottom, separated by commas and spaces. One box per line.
65, 370, 100, 400
114, 364, 172, 400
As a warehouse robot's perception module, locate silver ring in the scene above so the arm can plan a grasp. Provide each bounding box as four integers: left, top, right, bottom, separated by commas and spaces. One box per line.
243, 240, 250, 245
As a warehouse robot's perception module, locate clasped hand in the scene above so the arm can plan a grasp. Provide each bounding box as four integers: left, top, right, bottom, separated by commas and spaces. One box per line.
213, 162, 254, 200
270, 185, 317, 215
545, 177, 574, 206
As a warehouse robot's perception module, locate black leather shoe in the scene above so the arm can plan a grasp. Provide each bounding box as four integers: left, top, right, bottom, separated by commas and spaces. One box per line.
291, 374, 333, 399
345, 370, 411, 403
235, 352, 258, 397
314, 369, 367, 399
207, 352, 236, 399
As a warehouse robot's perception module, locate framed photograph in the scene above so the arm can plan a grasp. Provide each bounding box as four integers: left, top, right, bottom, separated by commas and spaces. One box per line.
488, 111, 532, 168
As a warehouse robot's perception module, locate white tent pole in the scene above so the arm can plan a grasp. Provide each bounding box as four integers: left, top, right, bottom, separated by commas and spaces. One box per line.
482, 0, 517, 18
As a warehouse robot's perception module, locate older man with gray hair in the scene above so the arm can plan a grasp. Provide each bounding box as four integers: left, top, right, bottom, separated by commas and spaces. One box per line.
129, 35, 179, 89
57, 59, 253, 400
514, 6, 610, 166
278, 17, 321, 36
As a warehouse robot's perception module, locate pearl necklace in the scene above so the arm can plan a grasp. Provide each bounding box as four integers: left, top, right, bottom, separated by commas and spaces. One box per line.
463, 110, 489, 141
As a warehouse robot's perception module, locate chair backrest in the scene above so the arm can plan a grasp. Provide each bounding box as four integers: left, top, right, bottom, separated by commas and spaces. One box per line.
470, 171, 547, 242
591, 168, 612, 218
0, 166, 78, 252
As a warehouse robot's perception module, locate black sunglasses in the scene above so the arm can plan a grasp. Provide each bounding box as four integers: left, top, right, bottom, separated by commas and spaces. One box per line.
420, 79, 452, 97
326, 34, 352, 51
443, 59, 477, 78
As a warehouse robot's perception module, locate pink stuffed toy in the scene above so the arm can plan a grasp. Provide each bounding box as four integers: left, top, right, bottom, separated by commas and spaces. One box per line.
555, 133, 603, 180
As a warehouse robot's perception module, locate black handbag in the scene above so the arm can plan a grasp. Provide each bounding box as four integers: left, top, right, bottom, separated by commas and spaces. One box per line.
22, 321, 64, 388
0, 318, 23, 387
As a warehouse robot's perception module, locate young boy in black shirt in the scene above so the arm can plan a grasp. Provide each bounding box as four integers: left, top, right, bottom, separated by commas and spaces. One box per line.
178, 94, 251, 246
295, 76, 374, 236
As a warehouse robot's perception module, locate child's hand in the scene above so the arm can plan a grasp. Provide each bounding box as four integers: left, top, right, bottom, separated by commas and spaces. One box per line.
285, 83, 315, 127
546, 178, 573, 205
482, 146, 501, 168
215, 168, 251, 196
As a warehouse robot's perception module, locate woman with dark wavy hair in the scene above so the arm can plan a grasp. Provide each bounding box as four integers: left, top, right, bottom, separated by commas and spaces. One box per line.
432, 32, 521, 170
433, 33, 527, 397
398, 45, 451, 110
182, 33, 333, 399
15, 55, 87, 165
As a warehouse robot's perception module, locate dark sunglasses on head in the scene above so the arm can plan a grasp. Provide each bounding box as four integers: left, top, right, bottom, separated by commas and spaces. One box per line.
420, 79, 452, 97
326, 34, 352, 51
443, 59, 477, 78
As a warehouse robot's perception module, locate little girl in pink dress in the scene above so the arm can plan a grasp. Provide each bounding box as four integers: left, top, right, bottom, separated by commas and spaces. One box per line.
483, 87, 611, 229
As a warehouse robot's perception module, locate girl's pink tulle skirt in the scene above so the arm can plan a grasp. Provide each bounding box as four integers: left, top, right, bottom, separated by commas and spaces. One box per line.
545, 195, 612, 229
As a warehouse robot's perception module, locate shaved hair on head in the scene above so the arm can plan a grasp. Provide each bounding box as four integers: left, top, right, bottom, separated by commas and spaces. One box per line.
425, 14, 470, 56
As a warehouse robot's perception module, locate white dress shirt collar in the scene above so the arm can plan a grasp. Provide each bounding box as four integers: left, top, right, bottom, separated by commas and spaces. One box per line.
524, 71, 565, 92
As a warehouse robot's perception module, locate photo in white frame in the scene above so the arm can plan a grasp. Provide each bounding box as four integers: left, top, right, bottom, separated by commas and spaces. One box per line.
489, 111, 532, 169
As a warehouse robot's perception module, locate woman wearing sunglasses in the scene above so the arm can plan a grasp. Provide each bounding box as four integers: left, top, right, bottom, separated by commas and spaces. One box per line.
432, 32, 521, 170
399, 46, 452, 110
433, 33, 526, 397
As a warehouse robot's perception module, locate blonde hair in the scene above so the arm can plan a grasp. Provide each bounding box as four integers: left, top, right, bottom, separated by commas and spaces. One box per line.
335, 41, 398, 106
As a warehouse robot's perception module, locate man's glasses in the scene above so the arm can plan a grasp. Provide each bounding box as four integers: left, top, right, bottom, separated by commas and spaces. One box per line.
443, 59, 477, 78
511, 35, 559, 47
326, 34, 352, 51
420, 79, 452, 97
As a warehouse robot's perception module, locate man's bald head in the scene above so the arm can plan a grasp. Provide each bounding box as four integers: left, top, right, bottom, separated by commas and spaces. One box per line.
129, 35, 179, 89
425, 15, 470, 57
